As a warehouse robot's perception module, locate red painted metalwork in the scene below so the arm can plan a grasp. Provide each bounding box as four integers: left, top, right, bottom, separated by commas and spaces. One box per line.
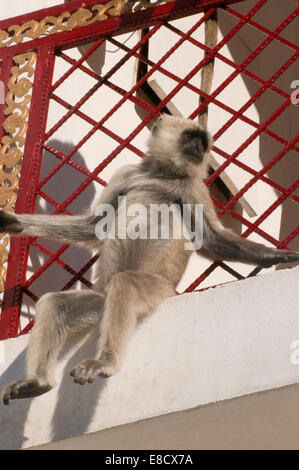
0, 0, 298, 339
0, 0, 244, 59
0, 46, 56, 339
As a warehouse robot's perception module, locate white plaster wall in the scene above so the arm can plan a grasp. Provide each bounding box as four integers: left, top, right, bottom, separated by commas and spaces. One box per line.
0, 266, 298, 449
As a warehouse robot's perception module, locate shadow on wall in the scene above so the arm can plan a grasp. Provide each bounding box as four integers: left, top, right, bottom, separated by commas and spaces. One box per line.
0, 329, 108, 449
51, 328, 108, 443
218, 0, 299, 254
0, 140, 108, 449
22, 139, 98, 319
0, 350, 29, 449
60, 0, 298, 252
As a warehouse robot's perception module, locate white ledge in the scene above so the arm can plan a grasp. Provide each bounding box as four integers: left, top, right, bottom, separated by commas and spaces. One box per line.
0, 267, 299, 449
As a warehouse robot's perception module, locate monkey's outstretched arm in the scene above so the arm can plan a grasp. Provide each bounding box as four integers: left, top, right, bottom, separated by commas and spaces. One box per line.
0, 183, 119, 247
202, 215, 299, 268
183, 184, 299, 268
0, 165, 139, 247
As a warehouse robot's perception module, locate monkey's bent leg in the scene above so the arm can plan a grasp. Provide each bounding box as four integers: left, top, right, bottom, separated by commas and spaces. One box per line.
70, 271, 175, 384
202, 216, 299, 267
0, 210, 98, 246
2, 290, 104, 405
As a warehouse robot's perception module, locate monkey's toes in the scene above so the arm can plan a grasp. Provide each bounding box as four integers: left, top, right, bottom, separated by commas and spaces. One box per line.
71, 359, 115, 385
0, 210, 23, 233
1, 378, 52, 405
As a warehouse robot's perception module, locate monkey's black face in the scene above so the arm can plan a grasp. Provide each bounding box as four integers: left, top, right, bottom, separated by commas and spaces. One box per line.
148, 115, 212, 171
178, 128, 209, 164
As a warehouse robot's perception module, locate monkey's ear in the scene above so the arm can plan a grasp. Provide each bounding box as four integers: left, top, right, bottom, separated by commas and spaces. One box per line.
179, 129, 209, 162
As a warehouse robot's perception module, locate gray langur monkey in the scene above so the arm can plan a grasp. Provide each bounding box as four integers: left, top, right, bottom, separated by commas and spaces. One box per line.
1, 114, 299, 405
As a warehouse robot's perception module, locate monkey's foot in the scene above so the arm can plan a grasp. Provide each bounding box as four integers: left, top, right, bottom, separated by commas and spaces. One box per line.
70, 359, 116, 385
0, 210, 23, 233
1, 378, 52, 405
261, 250, 299, 268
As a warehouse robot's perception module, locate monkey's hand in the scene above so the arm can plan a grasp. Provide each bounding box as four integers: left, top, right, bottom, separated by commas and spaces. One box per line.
0, 210, 23, 234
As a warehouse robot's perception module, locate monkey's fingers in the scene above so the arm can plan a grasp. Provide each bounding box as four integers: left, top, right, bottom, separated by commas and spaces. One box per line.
261, 249, 299, 268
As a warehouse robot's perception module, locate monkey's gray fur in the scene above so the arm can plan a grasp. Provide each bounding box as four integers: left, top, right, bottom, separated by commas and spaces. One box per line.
1, 115, 298, 405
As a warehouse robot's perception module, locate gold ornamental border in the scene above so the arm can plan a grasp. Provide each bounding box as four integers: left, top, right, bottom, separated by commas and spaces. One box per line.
0, 0, 172, 48
0, 51, 37, 293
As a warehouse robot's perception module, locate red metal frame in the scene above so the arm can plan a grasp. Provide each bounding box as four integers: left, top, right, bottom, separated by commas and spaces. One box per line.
0, 0, 243, 59
0, 0, 298, 339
